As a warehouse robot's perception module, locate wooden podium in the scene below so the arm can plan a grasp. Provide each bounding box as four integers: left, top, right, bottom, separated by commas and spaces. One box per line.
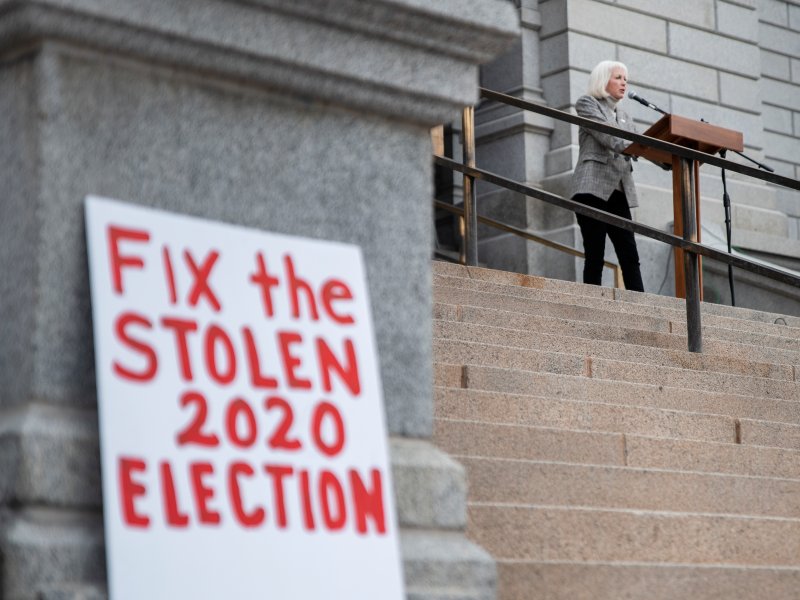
625, 115, 743, 299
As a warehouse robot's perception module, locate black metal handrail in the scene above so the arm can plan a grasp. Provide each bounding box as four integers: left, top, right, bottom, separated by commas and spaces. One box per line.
434, 199, 625, 287
434, 87, 800, 353
434, 155, 800, 288
480, 89, 800, 191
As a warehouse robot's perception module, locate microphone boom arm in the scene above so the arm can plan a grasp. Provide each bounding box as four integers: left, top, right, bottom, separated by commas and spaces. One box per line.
627, 91, 668, 115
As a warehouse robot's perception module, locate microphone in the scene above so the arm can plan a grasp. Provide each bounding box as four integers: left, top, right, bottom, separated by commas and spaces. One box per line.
627, 90, 668, 115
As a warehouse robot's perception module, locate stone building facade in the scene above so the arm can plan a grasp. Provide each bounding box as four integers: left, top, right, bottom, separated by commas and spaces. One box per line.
475, 0, 800, 314
2, 1, 799, 598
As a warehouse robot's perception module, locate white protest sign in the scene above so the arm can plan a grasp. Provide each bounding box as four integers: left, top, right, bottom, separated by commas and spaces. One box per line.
85, 196, 405, 600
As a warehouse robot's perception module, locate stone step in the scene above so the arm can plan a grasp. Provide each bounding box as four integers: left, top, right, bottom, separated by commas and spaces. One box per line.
435, 285, 800, 354
433, 339, 800, 401
451, 258, 799, 331
434, 273, 800, 341
433, 259, 800, 329
430, 261, 800, 599
433, 319, 795, 381
671, 318, 800, 352
434, 302, 800, 367
433, 260, 613, 300
433, 363, 463, 388
741, 417, 800, 450
434, 418, 800, 480
435, 300, 679, 349
433, 338, 584, 377
467, 504, 800, 565
471, 264, 800, 335
588, 354, 800, 400
435, 418, 627, 467
434, 284, 669, 334
496, 561, 800, 600
626, 434, 800, 480
440, 365, 800, 431
459, 457, 800, 519
434, 387, 736, 443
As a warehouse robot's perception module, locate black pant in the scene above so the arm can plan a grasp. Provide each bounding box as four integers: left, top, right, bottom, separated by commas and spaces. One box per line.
573, 190, 644, 292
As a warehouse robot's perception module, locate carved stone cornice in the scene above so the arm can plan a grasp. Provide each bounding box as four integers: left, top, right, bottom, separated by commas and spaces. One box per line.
0, 0, 520, 124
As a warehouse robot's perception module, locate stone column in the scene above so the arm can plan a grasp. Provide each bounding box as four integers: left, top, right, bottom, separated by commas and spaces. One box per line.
473, 0, 561, 276
0, 1, 519, 598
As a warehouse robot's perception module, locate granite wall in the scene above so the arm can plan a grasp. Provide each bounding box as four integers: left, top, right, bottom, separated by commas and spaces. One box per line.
0, 1, 519, 598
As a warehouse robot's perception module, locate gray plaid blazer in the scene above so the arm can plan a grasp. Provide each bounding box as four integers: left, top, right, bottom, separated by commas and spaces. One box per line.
570, 94, 638, 208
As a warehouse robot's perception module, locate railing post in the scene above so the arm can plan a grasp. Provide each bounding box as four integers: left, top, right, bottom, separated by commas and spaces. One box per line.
461, 106, 478, 266
458, 214, 466, 265
613, 264, 624, 290
679, 157, 703, 353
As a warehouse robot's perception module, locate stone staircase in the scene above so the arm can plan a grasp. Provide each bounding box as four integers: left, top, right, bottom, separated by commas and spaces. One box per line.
431, 260, 800, 599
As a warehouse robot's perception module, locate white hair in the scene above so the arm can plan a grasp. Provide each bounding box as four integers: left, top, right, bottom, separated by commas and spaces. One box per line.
587, 61, 628, 99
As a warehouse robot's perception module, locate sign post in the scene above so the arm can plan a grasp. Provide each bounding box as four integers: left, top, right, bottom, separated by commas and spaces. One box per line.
85, 196, 405, 599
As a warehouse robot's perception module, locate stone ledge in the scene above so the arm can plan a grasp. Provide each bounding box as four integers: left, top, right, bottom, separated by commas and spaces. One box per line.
2, 407, 474, 524
0, 0, 520, 125
520, 6, 542, 30
704, 256, 800, 316
475, 109, 556, 143
401, 528, 496, 600
253, 0, 521, 62
0, 404, 100, 509
37, 583, 107, 600
731, 227, 800, 258
391, 437, 467, 530
0, 508, 105, 600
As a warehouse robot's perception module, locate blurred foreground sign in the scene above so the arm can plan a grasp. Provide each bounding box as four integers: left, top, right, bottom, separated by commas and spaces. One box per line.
85, 196, 404, 600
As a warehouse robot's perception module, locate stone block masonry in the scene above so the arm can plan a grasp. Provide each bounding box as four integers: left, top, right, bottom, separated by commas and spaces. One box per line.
519, 0, 800, 313
758, 0, 800, 179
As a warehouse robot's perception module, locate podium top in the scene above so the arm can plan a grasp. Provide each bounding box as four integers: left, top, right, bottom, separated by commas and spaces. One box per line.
624, 114, 744, 164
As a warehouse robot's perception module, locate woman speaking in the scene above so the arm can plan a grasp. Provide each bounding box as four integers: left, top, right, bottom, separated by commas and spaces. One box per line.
571, 60, 644, 292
